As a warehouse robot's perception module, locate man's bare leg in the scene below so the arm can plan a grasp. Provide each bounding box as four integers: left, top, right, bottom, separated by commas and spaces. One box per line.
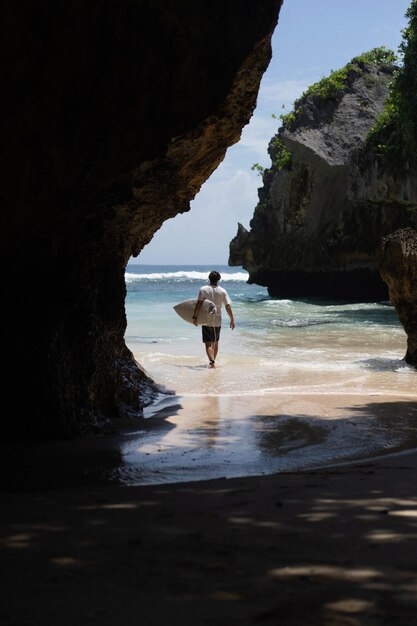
205, 342, 216, 367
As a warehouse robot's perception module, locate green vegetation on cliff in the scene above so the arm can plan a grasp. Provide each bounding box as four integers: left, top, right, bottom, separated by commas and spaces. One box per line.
251, 46, 396, 180
251, 136, 292, 179
366, 1, 417, 169
281, 47, 397, 132
251, 134, 292, 177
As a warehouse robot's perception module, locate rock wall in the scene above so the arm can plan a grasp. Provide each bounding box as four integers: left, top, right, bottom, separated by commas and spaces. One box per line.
229, 57, 417, 300
380, 228, 417, 366
0, 1, 282, 438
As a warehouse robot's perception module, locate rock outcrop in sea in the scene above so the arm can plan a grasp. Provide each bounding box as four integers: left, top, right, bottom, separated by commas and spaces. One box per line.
229, 50, 417, 300
1, 1, 282, 438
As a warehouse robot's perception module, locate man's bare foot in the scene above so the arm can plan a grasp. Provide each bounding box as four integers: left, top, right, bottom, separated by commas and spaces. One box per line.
209, 360, 216, 368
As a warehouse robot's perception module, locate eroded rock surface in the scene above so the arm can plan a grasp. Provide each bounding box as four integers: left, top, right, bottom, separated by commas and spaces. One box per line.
230, 57, 417, 299
380, 228, 417, 366
1, 1, 282, 437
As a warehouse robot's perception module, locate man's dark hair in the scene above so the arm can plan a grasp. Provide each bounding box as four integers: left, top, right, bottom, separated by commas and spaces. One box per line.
209, 271, 221, 285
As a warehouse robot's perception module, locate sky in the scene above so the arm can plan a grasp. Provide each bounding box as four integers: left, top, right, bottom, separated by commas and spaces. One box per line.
136, 0, 411, 266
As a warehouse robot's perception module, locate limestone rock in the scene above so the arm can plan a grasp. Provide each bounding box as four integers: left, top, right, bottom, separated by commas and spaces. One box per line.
1, 1, 282, 438
229, 56, 417, 299
380, 228, 417, 366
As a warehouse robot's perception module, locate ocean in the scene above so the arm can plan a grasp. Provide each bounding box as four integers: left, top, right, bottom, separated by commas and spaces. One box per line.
121, 263, 417, 485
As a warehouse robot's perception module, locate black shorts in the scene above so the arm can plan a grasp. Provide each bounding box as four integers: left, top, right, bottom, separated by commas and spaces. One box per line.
202, 326, 221, 343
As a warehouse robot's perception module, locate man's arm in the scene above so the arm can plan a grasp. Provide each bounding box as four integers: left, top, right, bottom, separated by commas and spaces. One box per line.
192, 299, 204, 326
226, 304, 235, 330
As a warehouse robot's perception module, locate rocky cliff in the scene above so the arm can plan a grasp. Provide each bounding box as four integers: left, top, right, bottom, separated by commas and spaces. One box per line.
229, 50, 417, 300
0, 1, 282, 438
380, 228, 417, 366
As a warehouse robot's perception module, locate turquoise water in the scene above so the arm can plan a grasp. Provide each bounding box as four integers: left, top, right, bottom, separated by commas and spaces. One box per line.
125, 264, 414, 398
119, 264, 417, 484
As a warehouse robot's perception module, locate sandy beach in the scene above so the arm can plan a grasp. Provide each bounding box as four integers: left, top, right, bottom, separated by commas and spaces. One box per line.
2, 391, 417, 625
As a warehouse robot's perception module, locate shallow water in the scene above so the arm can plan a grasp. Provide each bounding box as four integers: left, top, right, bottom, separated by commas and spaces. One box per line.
121, 264, 417, 485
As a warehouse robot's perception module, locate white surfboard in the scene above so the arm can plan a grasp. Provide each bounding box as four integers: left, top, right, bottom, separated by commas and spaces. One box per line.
173, 298, 217, 326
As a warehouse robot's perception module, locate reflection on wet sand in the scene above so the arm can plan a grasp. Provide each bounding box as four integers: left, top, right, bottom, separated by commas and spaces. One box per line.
144, 395, 222, 449
1, 393, 417, 492
112, 393, 417, 486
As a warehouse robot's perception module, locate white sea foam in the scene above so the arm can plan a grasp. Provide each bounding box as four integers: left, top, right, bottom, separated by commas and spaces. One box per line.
396, 365, 416, 373
262, 299, 293, 306
125, 270, 249, 283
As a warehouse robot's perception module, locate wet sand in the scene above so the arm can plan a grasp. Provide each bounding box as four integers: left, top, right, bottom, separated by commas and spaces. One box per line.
2, 392, 417, 491
2, 392, 417, 624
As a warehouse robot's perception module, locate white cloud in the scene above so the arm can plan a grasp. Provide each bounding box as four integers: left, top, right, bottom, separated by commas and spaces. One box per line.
238, 114, 278, 159
225, 79, 310, 165
258, 78, 309, 106
139, 167, 260, 264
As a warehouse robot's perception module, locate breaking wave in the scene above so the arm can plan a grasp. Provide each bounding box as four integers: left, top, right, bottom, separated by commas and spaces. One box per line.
125, 270, 249, 283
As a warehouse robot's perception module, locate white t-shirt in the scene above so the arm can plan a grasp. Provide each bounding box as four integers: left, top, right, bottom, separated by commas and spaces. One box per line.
198, 284, 231, 326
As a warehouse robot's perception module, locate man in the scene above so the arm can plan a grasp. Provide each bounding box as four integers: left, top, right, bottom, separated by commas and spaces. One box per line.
192, 270, 235, 368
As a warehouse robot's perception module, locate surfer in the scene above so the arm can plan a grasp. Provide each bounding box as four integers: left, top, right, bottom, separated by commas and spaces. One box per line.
192, 271, 235, 368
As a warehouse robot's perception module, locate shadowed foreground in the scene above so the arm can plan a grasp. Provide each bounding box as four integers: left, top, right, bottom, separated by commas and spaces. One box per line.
3, 451, 417, 625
